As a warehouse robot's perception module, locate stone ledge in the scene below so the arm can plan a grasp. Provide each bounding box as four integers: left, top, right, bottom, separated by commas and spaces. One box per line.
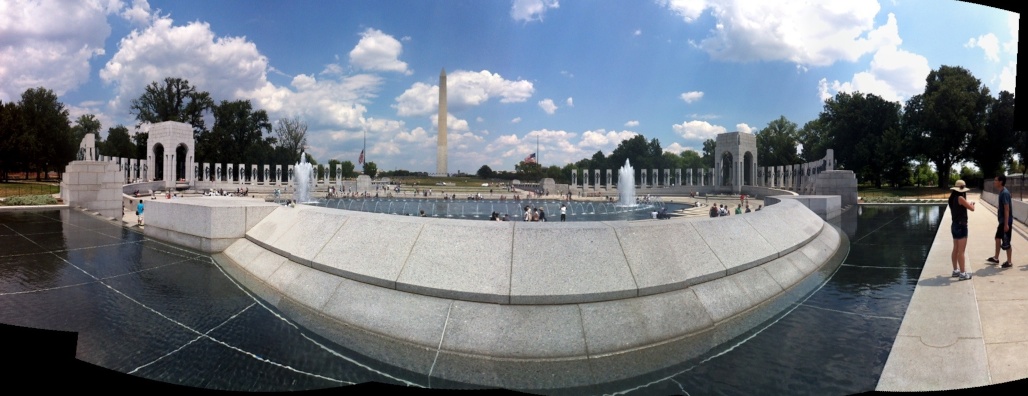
213, 222, 848, 390
234, 199, 828, 304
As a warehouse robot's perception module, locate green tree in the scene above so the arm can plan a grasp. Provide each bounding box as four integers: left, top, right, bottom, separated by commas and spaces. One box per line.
477, 165, 494, 179
19, 87, 75, 179
273, 116, 308, 164
679, 149, 704, 169
912, 162, 936, 187
130, 77, 214, 136
904, 66, 991, 188
609, 135, 651, 170
967, 91, 1015, 178
363, 161, 378, 178
0, 100, 26, 182
701, 138, 716, 168
71, 114, 102, 142
756, 116, 801, 167
818, 91, 902, 187
104, 125, 136, 159
797, 118, 830, 162
515, 160, 543, 180
327, 159, 341, 179
197, 100, 273, 164
339, 160, 356, 178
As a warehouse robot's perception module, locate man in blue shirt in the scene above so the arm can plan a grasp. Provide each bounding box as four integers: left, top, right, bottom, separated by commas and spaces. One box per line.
136, 200, 144, 226
986, 175, 1014, 268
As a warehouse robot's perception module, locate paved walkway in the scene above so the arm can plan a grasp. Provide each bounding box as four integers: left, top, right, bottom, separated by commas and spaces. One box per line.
877, 192, 1028, 391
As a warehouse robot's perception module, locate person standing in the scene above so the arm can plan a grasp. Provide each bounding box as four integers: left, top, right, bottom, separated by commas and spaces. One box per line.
560, 204, 567, 222
136, 200, 144, 226
987, 175, 1014, 268
948, 180, 975, 280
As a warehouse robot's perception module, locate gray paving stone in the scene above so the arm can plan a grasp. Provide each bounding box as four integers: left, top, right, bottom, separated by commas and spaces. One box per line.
245, 206, 300, 253
319, 276, 452, 347
312, 213, 424, 289
398, 219, 513, 304
440, 301, 588, 358
689, 276, 755, 323
270, 207, 349, 266
615, 221, 726, 296
578, 287, 713, 354
692, 215, 777, 275
510, 221, 637, 304
745, 202, 822, 255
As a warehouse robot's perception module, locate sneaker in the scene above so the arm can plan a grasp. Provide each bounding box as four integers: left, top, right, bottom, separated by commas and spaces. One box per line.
952, 270, 962, 277
987, 257, 1000, 264
1002, 262, 1013, 268
959, 272, 973, 280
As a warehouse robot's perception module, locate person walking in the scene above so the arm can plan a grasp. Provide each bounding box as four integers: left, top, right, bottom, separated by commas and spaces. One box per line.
948, 180, 975, 280
986, 174, 1015, 268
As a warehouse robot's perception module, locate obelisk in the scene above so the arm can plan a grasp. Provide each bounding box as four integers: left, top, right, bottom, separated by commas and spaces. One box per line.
437, 68, 448, 176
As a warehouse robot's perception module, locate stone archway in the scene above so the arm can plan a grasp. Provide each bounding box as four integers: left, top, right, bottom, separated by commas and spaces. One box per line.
714, 132, 758, 194
146, 121, 195, 189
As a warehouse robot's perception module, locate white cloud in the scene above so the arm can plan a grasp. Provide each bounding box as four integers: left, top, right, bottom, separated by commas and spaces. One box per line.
579, 129, 637, 150
965, 33, 1000, 62
431, 113, 470, 132
664, 142, 699, 154
121, 0, 154, 27
566, 97, 574, 107
511, 0, 559, 23
539, 98, 558, 114
634, 29, 642, 36
100, 16, 271, 116
818, 45, 930, 103
348, 28, 411, 75
662, 0, 899, 67
625, 120, 640, 127
680, 91, 704, 103
659, 0, 709, 22
736, 123, 752, 134
999, 60, 1017, 93
672, 120, 726, 140
512, 117, 522, 123
394, 70, 534, 116
0, 0, 115, 100
1004, 13, 1019, 55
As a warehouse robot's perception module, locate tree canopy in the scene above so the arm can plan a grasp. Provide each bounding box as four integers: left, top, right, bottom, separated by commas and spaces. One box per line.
130, 77, 214, 136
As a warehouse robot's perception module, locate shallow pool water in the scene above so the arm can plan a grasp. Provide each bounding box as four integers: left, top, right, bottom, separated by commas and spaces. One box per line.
0, 204, 943, 393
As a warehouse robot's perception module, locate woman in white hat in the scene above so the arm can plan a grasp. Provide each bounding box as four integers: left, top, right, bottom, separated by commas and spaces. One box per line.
949, 179, 975, 280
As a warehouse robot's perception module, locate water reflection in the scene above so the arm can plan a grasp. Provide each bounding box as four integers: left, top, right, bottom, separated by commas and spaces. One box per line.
0, 205, 945, 393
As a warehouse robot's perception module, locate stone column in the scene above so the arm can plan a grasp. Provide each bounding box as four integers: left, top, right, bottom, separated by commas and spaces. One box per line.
594, 169, 601, 190
606, 169, 613, 187
571, 169, 577, 187
676, 169, 682, 186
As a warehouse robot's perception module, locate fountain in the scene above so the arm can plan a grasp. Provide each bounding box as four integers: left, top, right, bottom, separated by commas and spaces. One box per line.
293, 152, 315, 203
618, 159, 636, 207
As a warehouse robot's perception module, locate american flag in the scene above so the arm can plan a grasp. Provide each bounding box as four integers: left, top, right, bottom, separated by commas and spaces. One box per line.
524, 153, 536, 163
358, 149, 365, 165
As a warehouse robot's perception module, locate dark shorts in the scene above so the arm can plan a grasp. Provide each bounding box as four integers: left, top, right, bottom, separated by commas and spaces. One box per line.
996, 224, 1012, 250
951, 222, 968, 240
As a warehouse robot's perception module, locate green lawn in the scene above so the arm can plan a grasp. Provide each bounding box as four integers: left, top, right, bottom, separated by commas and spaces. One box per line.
0, 182, 60, 198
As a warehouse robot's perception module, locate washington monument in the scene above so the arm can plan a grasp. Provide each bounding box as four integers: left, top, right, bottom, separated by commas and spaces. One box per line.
437, 68, 448, 176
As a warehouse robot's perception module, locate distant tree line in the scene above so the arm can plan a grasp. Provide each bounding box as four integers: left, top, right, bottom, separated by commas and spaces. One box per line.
544, 65, 1021, 189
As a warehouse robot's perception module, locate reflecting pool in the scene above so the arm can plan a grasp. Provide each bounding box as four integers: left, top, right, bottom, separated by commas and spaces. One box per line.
0, 204, 943, 393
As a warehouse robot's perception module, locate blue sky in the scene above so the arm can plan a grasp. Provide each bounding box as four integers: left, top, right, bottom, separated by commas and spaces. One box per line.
0, 0, 1019, 173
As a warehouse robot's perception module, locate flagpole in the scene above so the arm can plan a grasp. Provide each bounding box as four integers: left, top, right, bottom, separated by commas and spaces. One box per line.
536, 136, 540, 166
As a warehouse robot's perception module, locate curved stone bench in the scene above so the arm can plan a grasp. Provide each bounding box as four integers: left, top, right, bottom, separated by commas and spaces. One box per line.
242, 199, 826, 304
212, 199, 847, 390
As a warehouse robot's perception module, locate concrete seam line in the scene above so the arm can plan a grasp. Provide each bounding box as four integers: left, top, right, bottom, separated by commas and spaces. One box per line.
508, 221, 515, 305
428, 300, 455, 387
610, 222, 640, 296
397, 222, 426, 289
576, 304, 594, 359
311, 213, 349, 271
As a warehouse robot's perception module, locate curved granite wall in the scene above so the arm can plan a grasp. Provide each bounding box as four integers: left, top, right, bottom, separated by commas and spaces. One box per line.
213, 199, 848, 390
